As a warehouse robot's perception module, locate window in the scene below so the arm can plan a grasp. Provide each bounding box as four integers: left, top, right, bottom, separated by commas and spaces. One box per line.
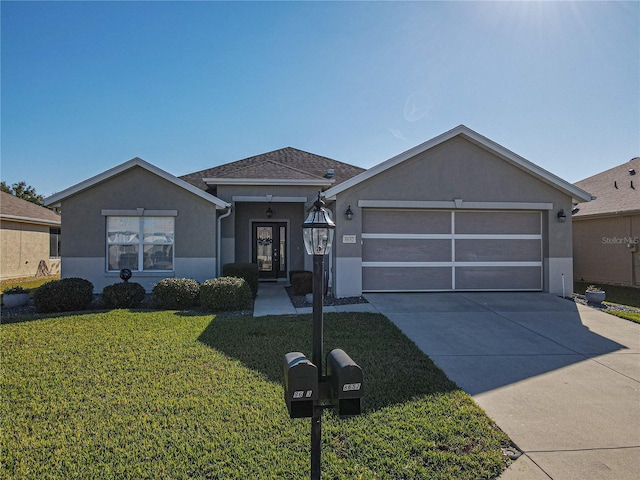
50, 228, 61, 258
107, 216, 174, 271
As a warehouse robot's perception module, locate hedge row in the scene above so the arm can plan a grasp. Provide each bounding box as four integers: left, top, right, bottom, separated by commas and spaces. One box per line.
32, 275, 254, 313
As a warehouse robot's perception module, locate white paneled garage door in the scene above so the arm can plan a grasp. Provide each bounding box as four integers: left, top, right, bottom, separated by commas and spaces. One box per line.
362, 209, 542, 291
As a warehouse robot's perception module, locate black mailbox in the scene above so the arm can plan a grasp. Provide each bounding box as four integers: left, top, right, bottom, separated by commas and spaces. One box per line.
326, 349, 363, 417
283, 352, 318, 418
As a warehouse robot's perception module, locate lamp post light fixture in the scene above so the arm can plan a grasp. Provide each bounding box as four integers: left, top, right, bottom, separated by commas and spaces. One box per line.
302, 192, 335, 480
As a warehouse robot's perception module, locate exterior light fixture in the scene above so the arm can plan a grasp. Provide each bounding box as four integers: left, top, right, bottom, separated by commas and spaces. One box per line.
345, 205, 353, 220
557, 209, 566, 223
266, 204, 273, 218
303, 193, 335, 256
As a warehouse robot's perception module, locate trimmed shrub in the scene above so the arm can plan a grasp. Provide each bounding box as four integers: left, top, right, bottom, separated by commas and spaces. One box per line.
102, 282, 146, 309
152, 278, 200, 309
33, 277, 94, 313
222, 263, 259, 298
200, 277, 253, 312
291, 271, 312, 296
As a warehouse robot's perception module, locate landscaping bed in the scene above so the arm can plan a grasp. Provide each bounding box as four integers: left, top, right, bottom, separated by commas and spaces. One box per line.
285, 285, 368, 308
1, 310, 512, 479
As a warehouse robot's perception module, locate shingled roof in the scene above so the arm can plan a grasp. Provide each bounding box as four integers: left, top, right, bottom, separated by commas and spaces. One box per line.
180, 147, 365, 191
573, 157, 640, 218
1, 191, 61, 225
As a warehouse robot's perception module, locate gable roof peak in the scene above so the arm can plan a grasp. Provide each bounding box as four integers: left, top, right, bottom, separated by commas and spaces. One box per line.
45, 157, 230, 209
324, 125, 591, 203
180, 146, 365, 190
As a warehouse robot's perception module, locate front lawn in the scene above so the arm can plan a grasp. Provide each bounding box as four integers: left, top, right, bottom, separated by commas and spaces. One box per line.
1, 311, 511, 479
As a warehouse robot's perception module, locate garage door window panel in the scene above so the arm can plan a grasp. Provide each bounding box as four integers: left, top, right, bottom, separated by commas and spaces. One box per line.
362, 210, 450, 234
455, 239, 541, 262
456, 211, 540, 234
363, 239, 451, 262
363, 267, 452, 291
456, 266, 541, 290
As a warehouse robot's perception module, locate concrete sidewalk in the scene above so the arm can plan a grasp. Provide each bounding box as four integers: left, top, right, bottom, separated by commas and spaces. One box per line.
365, 292, 640, 480
253, 282, 378, 317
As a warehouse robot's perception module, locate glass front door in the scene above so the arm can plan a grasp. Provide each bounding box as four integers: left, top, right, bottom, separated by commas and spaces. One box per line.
253, 222, 287, 279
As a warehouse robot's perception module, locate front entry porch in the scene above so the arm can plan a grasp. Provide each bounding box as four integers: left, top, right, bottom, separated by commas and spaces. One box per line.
253, 222, 288, 279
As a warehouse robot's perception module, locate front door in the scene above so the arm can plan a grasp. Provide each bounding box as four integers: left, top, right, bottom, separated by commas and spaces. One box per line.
253, 222, 287, 279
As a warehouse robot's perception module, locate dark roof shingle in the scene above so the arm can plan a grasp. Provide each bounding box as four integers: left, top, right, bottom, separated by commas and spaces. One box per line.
0, 191, 61, 224
573, 157, 640, 217
180, 147, 365, 191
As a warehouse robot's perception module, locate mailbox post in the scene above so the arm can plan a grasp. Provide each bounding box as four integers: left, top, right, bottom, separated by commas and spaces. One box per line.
302, 193, 334, 480
284, 192, 363, 480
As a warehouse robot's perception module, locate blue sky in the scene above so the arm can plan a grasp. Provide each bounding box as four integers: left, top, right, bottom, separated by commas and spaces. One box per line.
2, 1, 638, 197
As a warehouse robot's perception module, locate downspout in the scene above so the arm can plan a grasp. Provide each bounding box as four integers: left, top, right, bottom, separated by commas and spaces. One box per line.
217, 205, 232, 277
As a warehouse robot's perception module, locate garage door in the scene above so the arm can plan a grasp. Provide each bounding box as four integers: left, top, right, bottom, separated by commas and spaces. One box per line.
362, 209, 542, 291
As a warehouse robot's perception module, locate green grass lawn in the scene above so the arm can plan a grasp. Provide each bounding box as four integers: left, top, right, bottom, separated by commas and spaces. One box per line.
606, 310, 640, 324
1, 311, 511, 479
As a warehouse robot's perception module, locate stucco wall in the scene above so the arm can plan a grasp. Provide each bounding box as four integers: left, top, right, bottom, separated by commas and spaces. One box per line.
215, 185, 318, 274
331, 136, 575, 296
573, 214, 639, 286
0, 220, 57, 279
60, 166, 220, 291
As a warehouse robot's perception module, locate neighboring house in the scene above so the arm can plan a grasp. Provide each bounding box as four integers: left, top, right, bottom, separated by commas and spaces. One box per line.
1, 191, 61, 279
572, 157, 640, 287
45, 125, 591, 296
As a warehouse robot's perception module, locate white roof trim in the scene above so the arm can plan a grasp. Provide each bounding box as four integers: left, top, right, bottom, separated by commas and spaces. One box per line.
45, 158, 230, 209
324, 125, 592, 203
357, 200, 554, 210
232, 196, 308, 203
0, 213, 61, 227
204, 178, 334, 186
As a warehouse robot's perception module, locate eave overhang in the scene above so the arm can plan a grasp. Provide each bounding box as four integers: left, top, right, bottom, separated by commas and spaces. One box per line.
0, 214, 61, 227
204, 178, 335, 186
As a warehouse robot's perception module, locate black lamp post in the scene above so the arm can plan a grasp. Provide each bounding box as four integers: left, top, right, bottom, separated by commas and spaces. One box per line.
302, 192, 335, 480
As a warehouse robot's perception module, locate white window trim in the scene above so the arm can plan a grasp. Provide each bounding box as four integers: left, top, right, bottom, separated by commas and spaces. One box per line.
106, 215, 175, 273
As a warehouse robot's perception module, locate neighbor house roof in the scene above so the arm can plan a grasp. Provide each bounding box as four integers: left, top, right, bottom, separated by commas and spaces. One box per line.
45, 157, 230, 209
1, 191, 61, 226
323, 125, 593, 204
180, 147, 365, 190
572, 157, 640, 218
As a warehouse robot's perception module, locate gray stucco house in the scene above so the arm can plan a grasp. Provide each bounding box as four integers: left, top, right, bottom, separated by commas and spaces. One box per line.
45, 125, 591, 297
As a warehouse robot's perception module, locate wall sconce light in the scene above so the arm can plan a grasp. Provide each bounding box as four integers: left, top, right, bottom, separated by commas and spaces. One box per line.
345, 205, 353, 220
266, 204, 273, 218
557, 209, 566, 223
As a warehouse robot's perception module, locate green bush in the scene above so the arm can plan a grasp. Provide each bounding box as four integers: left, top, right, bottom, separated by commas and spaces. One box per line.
200, 277, 253, 312
152, 278, 200, 309
222, 263, 259, 297
33, 277, 94, 313
291, 271, 312, 295
102, 282, 146, 309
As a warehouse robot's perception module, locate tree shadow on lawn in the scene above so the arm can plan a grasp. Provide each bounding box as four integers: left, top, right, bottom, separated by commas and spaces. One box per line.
197, 312, 459, 412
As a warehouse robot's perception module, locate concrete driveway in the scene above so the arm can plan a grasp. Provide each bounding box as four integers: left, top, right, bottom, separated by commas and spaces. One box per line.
365, 292, 640, 480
